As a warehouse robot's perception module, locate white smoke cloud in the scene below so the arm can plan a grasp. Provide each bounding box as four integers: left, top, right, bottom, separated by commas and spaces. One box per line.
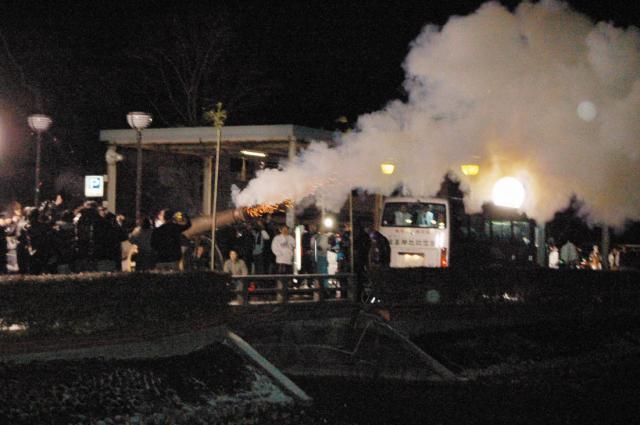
237, 0, 640, 226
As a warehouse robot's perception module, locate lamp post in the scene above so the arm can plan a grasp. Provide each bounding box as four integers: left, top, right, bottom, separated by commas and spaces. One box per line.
28, 114, 52, 206
205, 103, 227, 270
127, 112, 152, 219
374, 161, 395, 230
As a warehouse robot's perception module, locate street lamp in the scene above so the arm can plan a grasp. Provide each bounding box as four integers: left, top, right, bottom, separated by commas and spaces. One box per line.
460, 164, 480, 176
204, 102, 227, 271
127, 111, 152, 219
380, 162, 395, 175
28, 114, 52, 206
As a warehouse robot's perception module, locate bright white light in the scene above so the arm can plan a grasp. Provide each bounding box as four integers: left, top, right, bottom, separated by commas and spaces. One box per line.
240, 150, 267, 158
577, 101, 597, 122
127, 111, 153, 130
492, 176, 525, 209
28, 114, 52, 133
323, 216, 334, 229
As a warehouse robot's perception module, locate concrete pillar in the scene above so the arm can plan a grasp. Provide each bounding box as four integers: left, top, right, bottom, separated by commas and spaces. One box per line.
536, 222, 546, 267
240, 158, 247, 182
286, 137, 297, 229
602, 225, 610, 270
373, 194, 383, 231
105, 146, 119, 214
202, 156, 213, 215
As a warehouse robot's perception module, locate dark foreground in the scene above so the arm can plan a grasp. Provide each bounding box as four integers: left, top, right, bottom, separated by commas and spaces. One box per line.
300, 353, 640, 425
296, 308, 640, 425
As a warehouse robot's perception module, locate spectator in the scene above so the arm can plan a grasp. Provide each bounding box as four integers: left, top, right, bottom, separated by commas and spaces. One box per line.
52, 210, 77, 274
130, 216, 156, 271
608, 246, 621, 271
353, 222, 371, 301
25, 207, 55, 274
263, 214, 278, 273
151, 209, 191, 271
394, 204, 412, 226
560, 240, 579, 268
223, 249, 248, 276
313, 230, 331, 274
300, 223, 317, 274
0, 212, 8, 274
93, 210, 128, 272
234, 223, 254, 273
548, 243, 560, 269
75, 201, 102, 272
589, 245, 602, 270
191, 238, 211, 271
271, 225, 295, 274
368, 226, 390, 268
5, 202, 23, 273
251, 221, 270, 274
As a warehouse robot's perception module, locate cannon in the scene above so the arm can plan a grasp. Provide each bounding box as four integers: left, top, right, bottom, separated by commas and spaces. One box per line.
182, 208, 246, 238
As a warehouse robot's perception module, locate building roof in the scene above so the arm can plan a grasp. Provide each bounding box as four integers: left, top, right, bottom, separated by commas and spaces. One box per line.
100, 124, 336, 157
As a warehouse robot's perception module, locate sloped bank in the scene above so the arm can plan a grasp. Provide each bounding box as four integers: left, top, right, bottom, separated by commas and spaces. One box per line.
0, 272, 310, 425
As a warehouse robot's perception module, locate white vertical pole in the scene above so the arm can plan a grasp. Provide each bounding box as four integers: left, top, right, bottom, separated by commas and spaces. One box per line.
286, 137, 297, 229
106, 146, 118, 214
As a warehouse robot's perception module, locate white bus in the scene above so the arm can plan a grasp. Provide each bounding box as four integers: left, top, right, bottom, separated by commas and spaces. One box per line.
379, 196, 450, 268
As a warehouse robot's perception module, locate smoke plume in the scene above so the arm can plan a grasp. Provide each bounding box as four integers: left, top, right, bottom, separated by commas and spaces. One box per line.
236, 0, 640, 226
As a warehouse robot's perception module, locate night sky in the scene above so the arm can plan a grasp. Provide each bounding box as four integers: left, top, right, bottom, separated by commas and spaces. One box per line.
0, 0, 638, 204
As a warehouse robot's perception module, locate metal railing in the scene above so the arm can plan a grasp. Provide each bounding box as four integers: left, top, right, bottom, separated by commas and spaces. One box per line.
230, 273, 355, 305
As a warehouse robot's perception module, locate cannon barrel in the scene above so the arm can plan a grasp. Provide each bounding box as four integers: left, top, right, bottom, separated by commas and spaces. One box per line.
182, 208, 246, 238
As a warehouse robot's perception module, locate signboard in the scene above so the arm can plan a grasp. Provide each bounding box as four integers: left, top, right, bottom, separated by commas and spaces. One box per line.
85, 175, 104, 198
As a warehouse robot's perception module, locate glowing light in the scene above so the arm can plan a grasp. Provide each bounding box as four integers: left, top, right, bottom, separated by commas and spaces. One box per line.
460, 164, 480, 176
577, 101, 597, 122
323, 216, 335, 229
380, 162, 395, 175
126, 111, 152, 130
244, 200, 293, 218
240, 150, 267, 158
492, 176, 525, 209
28, 114, 52, 133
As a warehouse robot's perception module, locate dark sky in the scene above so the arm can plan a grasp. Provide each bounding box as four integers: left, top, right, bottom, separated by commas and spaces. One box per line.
1, 0, 639, 203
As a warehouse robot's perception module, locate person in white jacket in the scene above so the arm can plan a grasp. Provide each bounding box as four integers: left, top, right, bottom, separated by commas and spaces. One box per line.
271, 225, 295, 274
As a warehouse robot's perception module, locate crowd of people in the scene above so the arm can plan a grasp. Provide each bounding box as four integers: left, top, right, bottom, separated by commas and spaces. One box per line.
220, 221, 362, 278
0, 195, 389, 279
0, 196, 195, 275
548, 240, 628, 270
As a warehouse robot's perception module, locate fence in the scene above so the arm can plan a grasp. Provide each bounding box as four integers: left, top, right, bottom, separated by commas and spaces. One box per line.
230, 273, 356, 305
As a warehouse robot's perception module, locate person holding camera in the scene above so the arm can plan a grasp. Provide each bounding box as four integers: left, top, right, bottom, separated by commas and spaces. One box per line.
151, 209, 191, 271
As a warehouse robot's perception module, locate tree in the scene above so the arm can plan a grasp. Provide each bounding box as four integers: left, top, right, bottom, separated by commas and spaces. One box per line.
546, 195, 597, 247
126, 12, 270, 127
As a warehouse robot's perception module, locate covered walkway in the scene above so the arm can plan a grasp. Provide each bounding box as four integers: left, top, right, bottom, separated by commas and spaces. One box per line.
100, 124, 335, 218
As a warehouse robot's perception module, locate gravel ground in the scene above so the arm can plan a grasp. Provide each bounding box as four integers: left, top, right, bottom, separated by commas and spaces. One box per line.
0, 343, 300, 425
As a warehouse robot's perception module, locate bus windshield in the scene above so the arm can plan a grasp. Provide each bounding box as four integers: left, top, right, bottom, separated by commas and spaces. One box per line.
382, 202, 447, 229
